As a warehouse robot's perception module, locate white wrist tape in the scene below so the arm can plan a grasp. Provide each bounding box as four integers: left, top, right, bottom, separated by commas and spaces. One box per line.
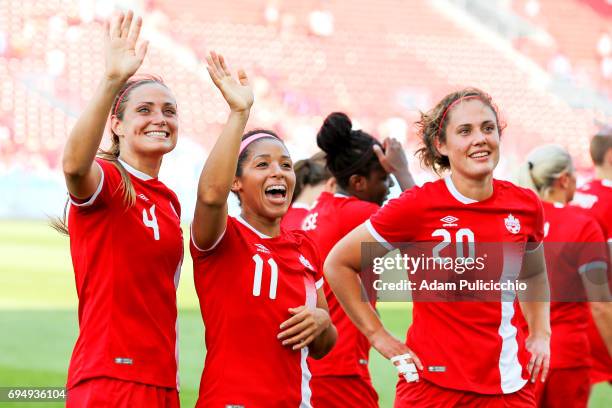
391, 353, 419, 382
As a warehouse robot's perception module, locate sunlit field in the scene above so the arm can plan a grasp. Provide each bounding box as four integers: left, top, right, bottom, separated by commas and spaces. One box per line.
0, 220, 609, 407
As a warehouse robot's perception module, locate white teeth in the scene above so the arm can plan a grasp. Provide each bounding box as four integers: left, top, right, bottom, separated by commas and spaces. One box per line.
470, 152, 489, 158
145, 131, 168, 137
265, 185, 286, 193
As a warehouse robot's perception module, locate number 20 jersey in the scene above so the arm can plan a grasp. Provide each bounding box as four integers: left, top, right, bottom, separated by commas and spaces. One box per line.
67, 158, 184, 389
366, 176, 544, 395
191, 216, 324, 408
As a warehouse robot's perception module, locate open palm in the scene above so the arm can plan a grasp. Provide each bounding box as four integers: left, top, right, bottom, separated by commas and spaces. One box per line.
206, 51, 254, 113
104, 11, 148, 81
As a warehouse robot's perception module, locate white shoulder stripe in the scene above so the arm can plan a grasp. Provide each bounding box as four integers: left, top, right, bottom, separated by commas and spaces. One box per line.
69, 161, 104, 207
364, 220, 395, 251
578, 261, 608, 274
190, 223, 226, 252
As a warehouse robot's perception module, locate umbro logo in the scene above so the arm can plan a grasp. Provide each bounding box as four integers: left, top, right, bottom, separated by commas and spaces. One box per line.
138, 193, 150, 202
440, 215, 458, 227
255, 243, 271, 254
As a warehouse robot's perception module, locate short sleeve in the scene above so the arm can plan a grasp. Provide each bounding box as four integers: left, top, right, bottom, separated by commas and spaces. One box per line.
526, 191, 545, 252
69, 158, 121, 210
339, 200, 380, 237
295, 230, 325, 290
576, 216, 609, 275
190, 215, 234, 259
365, 188, 421, 250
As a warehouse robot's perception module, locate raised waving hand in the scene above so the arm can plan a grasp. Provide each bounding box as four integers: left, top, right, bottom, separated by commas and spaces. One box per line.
104, 11, 149, 81
192, 52, 253, 251
63, 11, 148, 200
205, 51, 253, 112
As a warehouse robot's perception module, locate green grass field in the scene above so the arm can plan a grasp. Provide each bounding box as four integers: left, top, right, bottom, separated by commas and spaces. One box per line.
0, 220, 610, 407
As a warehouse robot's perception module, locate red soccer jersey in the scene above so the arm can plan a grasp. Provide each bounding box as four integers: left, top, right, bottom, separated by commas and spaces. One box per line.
573, 178, 612, 383
528, 202, 607, 369
281, 202, 311, 230
191, 215, 324, 408
304, 192, 380, 378
67, 158, 184, 389
574, 179, 612, 241
366, 176, 544, 395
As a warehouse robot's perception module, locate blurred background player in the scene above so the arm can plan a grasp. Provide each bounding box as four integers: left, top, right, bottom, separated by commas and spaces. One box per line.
281, 151, 335, 230
573, 126, 612, 387
190, 51, 337, 407
306, 111, 414, 408
325, 88, 551, 406
59, 11, 183, 407
517, 144, 612, 407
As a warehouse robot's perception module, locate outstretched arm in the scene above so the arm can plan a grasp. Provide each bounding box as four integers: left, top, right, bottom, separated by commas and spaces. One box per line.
62, 11, 148, 199
192, 52, 253, 250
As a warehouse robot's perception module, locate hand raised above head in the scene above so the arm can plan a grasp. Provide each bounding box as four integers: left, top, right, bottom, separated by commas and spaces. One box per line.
205, 51, 254, 113
104, 10, 149, 82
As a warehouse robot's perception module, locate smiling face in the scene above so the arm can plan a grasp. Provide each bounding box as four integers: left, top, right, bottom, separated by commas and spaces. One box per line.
111, 82, 178, 158
436, 98, 500, 181
233, 138, 296, 221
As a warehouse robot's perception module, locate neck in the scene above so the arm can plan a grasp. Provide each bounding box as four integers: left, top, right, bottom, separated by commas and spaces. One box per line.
542, 189, 567, 205
240, 209, 281, 237
119, 151, 162, 178
595, 165, 612, 181
294, 184, 325, 206
450, 172, 494, 202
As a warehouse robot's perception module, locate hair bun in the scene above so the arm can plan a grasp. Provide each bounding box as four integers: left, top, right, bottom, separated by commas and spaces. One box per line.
317, 112, 353, 157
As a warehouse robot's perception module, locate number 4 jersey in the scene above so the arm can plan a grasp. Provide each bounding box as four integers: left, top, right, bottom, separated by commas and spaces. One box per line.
365, 176, 544, 395
67, 158, 184, 389
190, 216, 324, 408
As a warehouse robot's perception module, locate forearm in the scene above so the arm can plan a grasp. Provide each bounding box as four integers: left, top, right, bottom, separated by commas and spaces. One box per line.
326, 262, 384, 339
309, 314, 337, 359
197, 110, 250, 206
518, 267, 550, 337
62, 77, 126, 176
591, 302, 612, 356
393, 168, 415, 192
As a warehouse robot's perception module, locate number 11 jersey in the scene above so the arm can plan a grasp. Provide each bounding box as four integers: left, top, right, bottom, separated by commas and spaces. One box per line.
191, 216, 324, 408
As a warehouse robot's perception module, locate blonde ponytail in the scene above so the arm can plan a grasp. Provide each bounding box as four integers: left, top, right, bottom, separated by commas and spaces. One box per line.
516, 144, 573, 198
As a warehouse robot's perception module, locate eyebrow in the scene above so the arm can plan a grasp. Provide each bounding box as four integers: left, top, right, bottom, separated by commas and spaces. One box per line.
456, 120, 496, 127
137, 102, 177, 106
253, 154, 292, 160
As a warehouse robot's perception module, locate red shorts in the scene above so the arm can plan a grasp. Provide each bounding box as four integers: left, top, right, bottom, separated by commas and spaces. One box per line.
310, 375, 379, 408
534, 367, 590, 408
66, 377, 179, 408
395, 378, 535, 408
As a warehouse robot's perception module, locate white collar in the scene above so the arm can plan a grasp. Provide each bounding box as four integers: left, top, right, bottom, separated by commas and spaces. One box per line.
291, 202, 311, 210
602, 179, 612, 188
236, 216, 272, 239
444, 175, 478, 204
334, 193, 349, 198
118, 158, 154, 181
553, 202, 564, 208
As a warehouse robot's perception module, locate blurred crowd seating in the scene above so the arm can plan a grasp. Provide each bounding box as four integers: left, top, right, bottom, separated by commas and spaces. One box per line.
0, 0, 609, 181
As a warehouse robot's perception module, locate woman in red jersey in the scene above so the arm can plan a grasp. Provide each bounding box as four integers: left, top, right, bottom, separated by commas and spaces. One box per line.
60, 11, 183, 408
517, 144, 612, 408
306, 112, 414, 408
325, 88, 551, 407
281, 151, 335, 230
190, 52, 337, 407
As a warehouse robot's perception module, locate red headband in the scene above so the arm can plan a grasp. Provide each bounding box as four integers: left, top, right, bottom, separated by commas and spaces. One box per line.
436, 95, 482, 140
113, 75, 164, 116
